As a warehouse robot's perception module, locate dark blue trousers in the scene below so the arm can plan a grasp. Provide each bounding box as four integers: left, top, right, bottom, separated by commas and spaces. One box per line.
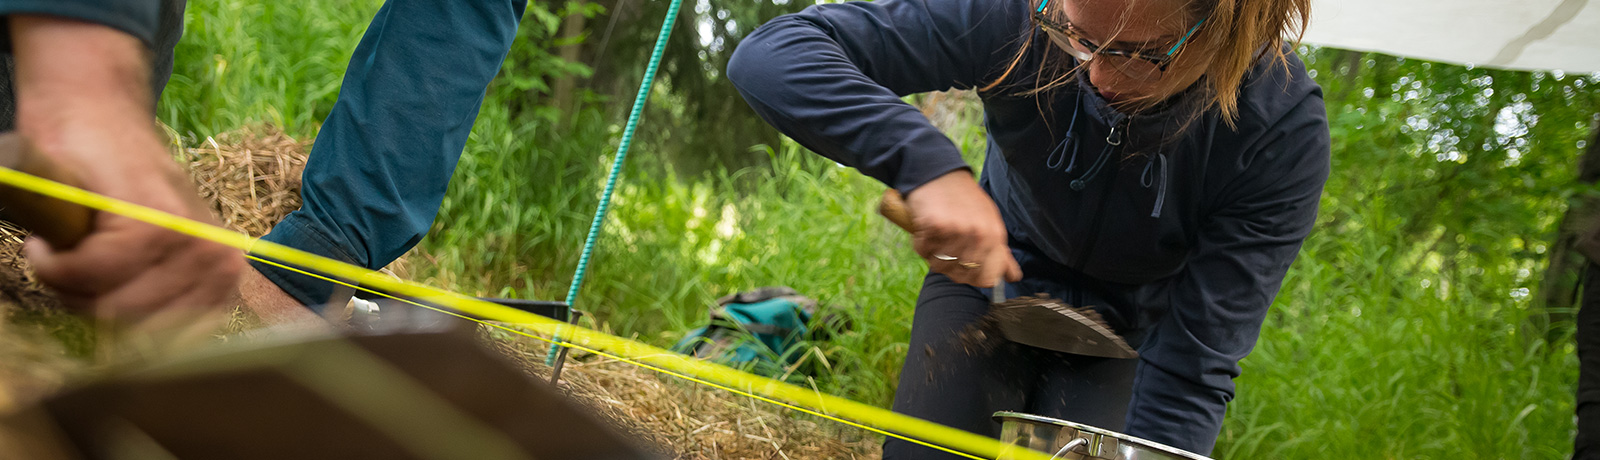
250, 0, 527, 307
884, 242, 1232, 458
882, 269, 1139, 460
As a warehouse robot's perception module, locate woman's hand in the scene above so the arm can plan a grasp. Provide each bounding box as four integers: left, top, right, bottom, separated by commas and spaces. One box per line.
903, 170, 1022, 288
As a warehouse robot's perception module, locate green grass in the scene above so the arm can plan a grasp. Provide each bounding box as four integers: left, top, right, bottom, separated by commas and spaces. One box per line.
164, 0, 382, 140
159, 1, 1584, 458
1218, 209, 1577, 458
424, 129, 939, 406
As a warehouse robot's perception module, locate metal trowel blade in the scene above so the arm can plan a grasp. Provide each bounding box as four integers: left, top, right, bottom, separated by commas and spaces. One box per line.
992, 299, 1139, 359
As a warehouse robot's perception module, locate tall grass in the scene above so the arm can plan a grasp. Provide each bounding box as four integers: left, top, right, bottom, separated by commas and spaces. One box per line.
163, 0, 383, 140
162, 1, 1582, 457
1219, 207, 1577, 458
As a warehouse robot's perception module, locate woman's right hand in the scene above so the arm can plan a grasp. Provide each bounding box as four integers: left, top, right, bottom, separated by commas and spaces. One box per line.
903, 170, 1022, 288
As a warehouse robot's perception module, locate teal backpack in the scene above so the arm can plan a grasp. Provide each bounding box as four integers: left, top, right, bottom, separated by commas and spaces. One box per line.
671, 287, 820, 378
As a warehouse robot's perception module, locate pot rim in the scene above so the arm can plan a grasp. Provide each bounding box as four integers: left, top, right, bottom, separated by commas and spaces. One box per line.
991, 411, 1212, 460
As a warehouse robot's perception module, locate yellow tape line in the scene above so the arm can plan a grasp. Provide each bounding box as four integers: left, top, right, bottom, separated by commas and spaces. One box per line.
248, 256, 988, 459
0, 166, 1050, 460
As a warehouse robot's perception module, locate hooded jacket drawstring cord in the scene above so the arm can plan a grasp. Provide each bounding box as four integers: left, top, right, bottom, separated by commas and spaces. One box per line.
1049, 91, 1165, 217
1142, 153, 1168, 218
1068, 112, 1126, 191
1046, 90, 1086, 172
1070, 142, 1115, 191
1046, 131, 1079, 172
1057, 106, 1167, 218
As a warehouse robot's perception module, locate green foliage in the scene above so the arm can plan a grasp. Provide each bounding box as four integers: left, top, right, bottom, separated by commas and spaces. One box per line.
164, 1, 1600, 457
586, 0, 818, 174
494, 1, 607, 124
162, 0, 384, 139
1214, 49, 1598, 458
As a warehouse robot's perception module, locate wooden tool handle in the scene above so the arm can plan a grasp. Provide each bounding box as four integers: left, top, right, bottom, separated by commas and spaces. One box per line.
877, 189, 916, 234
0, 132, 94, 249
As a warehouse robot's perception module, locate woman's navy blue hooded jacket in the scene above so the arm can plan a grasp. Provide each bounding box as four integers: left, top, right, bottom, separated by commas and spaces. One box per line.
728, 0, 1330, 452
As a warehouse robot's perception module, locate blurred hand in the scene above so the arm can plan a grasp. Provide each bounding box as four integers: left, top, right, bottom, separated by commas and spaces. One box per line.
11, 15, 243, 319
904, 170, 1022, 288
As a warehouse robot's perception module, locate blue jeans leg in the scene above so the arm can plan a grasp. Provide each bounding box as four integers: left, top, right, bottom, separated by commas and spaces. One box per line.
250, 0, 527, 308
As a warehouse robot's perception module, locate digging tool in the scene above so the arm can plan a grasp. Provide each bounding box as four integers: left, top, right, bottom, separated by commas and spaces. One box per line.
877, 189, 1138, 359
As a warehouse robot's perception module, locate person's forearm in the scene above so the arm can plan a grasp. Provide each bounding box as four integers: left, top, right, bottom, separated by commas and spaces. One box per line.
10, 14, 161, 167
9, 13, 190, 205
5, 13, 242, 320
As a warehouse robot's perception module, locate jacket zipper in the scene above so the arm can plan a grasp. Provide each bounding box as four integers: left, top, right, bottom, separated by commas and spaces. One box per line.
1075, 186, 1112, 267
1072, 114, 1128, 266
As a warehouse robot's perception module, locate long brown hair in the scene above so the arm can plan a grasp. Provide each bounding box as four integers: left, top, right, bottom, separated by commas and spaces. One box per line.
980, 0, 1311, 127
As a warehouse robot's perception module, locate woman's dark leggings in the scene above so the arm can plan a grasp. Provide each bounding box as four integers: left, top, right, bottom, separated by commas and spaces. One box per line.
882, 272, 1139, 459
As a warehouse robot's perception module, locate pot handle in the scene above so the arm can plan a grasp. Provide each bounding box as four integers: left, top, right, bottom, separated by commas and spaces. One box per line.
1050, 437, 1088, 459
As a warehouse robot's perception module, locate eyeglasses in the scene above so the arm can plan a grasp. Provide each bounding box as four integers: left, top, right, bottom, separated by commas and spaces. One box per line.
1031, 0, 1205, 81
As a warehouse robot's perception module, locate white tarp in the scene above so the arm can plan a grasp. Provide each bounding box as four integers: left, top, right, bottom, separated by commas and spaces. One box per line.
1303, 0, 1600, 74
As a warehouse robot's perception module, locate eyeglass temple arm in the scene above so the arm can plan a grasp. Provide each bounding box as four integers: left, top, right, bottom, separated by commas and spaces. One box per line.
1166, 18, 1206, 55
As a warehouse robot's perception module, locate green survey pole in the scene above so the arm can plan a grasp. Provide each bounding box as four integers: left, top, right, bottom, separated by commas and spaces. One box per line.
547, 0, 684, 379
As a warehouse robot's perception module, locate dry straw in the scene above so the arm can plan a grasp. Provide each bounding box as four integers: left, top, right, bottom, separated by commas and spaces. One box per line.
0, 126, 879, 459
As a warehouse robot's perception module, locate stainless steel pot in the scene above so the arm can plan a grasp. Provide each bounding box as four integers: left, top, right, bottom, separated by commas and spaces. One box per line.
993, 412, 1212, 460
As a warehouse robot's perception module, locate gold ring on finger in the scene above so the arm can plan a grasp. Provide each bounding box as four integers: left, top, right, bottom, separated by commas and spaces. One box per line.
959, 261, 981, 269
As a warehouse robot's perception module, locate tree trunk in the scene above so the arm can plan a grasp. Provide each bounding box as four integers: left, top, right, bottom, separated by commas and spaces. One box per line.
551, 6, 588, 115
1537, 116, 1600, 342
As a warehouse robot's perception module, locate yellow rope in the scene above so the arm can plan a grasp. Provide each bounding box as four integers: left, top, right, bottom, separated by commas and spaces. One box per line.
0, 166, 1049, 460
249, 256, 986, 459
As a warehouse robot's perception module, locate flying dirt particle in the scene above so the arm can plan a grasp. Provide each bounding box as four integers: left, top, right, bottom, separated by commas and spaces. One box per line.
957, 313, 1005, 357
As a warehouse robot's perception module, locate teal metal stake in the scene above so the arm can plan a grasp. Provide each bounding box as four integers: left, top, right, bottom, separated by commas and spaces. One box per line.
548, 0, 684, 380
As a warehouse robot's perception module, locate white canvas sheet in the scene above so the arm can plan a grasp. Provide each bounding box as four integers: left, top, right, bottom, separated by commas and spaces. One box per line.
1304, 0, 1600, 73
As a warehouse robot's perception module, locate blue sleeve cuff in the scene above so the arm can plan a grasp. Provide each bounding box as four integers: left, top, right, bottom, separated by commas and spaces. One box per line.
891, 150, 971, 196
